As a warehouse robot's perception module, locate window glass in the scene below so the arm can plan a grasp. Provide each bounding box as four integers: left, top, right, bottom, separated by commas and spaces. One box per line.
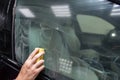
15, 0, 120, 80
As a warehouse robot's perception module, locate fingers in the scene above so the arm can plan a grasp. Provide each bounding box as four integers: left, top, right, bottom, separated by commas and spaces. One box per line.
16, 49, 45, 80
36, 65, 45, 73
31, 52, 45, 64
34, 60, 44, 68
28, 48, 39, 60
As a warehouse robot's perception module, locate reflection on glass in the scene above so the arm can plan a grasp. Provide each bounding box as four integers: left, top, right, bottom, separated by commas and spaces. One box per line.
51, 5, 71, 17
111, 33, 116, 37
113, 4, 120, 8
19, 8, 35, 18
110, 4, 120, 16
98, 0, 104, 1
59, 58, 73, 74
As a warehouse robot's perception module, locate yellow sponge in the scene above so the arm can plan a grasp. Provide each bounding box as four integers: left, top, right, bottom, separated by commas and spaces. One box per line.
36, 48, 44, 62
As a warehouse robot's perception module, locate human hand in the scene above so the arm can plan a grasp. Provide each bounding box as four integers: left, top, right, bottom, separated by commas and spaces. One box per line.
16, 48, 45, 80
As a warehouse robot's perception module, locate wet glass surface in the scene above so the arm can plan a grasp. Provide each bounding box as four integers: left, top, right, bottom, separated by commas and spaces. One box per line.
15, 0, 120, 80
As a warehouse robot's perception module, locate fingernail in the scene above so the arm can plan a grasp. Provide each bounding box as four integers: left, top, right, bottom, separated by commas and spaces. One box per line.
41, 60, 44, 62
35, 48, 39, 50
42, 65, 45, 68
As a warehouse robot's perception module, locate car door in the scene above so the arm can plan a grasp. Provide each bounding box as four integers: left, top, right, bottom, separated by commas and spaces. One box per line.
14, 0, 120, 80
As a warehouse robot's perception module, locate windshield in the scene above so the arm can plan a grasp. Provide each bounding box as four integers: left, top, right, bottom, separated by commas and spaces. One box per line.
15, 0, 120, 80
